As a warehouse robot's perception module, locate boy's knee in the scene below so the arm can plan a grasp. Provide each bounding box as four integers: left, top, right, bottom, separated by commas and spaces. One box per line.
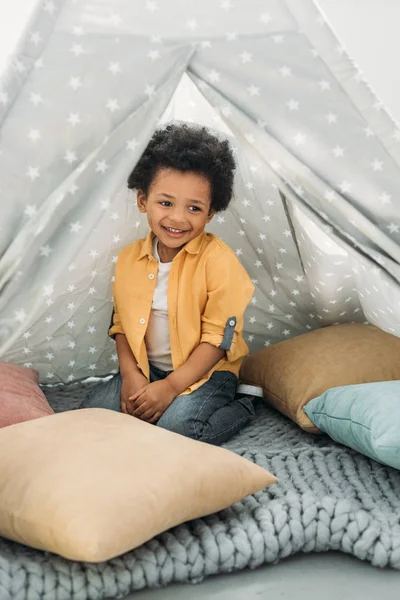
157, 413, 202, 440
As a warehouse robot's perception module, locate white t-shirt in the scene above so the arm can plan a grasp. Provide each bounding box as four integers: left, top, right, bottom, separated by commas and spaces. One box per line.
144, 238, 174, 371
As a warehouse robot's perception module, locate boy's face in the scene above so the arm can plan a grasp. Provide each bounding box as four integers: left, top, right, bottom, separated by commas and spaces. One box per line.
137, 168, 214, 258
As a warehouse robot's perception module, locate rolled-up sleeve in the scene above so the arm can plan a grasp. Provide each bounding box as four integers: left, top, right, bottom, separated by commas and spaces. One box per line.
200, 250, 254, 361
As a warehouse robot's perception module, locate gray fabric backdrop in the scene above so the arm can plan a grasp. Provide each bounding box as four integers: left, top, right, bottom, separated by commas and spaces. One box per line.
0, 0, 399, 383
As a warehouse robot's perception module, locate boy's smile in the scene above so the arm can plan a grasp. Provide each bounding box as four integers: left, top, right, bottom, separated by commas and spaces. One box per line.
137, 167, 214, 262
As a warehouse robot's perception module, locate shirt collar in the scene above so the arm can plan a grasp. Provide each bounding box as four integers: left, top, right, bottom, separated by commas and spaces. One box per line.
138, 230, 206, 260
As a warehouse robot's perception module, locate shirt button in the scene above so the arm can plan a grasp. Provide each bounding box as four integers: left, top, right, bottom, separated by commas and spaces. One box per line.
229, 319, 235, 327
148, 273, 155, 280
139, 318, 146, 325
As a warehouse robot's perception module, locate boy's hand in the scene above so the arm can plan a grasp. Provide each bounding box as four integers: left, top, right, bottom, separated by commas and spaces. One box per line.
120, 372, 149, 414
128, 379, 177, 423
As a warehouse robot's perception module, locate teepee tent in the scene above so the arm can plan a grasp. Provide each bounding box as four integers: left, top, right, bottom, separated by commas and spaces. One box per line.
1, 0, 400, 384
2, 3, 400, 599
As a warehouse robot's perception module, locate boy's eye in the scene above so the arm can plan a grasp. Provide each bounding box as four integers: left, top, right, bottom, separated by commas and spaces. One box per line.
189, 206, 201, 212
160, 201, 172, 207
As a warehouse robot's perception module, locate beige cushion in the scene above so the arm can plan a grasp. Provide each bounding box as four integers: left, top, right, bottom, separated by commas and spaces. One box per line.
0, 408, 276, 562
240, 323, 400, 433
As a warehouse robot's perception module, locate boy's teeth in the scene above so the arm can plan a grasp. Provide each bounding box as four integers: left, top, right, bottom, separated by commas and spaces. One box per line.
167, 227, 183, 233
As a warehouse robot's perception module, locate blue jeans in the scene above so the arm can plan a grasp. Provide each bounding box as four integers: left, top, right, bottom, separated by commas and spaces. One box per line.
80, 364, 255, 446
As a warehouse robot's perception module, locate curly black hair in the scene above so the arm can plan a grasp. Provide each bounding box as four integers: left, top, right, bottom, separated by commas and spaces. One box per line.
127, 123, 236, 213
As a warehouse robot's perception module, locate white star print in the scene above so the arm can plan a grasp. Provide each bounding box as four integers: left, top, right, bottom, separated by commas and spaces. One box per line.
286, 99, 299, 111
70, 44, 84, 57
26, 129, 41, 142
108, 62, 121, 75
319, 80, 331, 91
371, 159, 383, 171
72, 26, 84, 36
29, 32, 42, 45
379, 192, 392, 205
147, 50, 160, 61
332, 145, 344, 158
226, 32, 237, 41
247, 85, 260, 97
187, 19, 198, 31
24, 205, 37, 217
294, 132, 306, 146
239, 52, 252, 63
67, 113, 81, 126
15, 309, 27, 323
392, 130, 400, 142
0, 92, 9, 105
26, 165, 40, 181
68, 76, 82, 91
126, 138, 138, 151
146, 1, 158, 11
64, 150, 78, 164
30, 92, 43, 106
70, 222, 83, 233
40, 246, 53, 258
96, 160, 109, 173
43, 284, 54, 297
387, 223, 399, 234
109, 13, 122, 26
106, 98, 120, 112
339, 181, 352, 193
259, 13, 271, 24
279, 66, 292, 77
324, 190, 336, 202
208, 70, 220, 83
44, 0, 55, 13
325, 113, 337, 124
145, 85, 155, 98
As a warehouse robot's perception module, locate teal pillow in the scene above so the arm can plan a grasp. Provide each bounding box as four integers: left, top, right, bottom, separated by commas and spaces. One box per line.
304, 381, 400, 470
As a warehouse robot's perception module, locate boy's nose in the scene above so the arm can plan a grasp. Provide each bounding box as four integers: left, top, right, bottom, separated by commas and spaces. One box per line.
170, 208, 187, 224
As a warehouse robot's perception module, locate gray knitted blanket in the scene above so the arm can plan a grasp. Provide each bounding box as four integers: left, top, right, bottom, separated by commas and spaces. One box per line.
1, 382, 400, 600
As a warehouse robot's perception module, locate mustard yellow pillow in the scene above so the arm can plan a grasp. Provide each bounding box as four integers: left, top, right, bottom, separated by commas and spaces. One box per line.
240, 323, 400, 433
0, 408, 276, 562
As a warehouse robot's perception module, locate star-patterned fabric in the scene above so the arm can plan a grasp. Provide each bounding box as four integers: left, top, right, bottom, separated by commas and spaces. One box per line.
0, 0, 399, 384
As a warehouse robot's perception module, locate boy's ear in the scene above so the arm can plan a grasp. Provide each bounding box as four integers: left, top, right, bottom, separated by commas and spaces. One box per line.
206, 210, 215, 224
136, 189, 147, 213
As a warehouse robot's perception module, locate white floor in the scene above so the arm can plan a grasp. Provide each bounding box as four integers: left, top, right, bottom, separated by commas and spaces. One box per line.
121, 552, 400, 600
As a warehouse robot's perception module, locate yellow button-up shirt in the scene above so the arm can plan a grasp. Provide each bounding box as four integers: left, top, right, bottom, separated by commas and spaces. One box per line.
109, 230, 254, 394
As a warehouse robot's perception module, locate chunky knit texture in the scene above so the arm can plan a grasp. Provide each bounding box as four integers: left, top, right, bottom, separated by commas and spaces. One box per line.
1, 381, 400, 600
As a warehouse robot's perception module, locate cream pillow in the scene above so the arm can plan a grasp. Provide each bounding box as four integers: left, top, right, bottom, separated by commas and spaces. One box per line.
240, 323, 400, 433
0, 408, 276, 562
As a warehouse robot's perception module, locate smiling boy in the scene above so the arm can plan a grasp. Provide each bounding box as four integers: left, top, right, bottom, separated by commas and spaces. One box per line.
81, 123, 255, 445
